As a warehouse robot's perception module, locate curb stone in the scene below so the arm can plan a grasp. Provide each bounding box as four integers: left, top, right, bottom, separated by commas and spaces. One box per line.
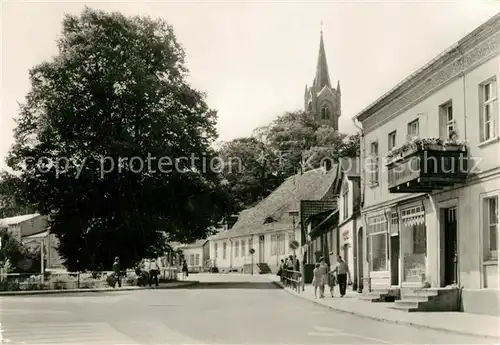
272, 281, 500, 340
0, 281, 199, 296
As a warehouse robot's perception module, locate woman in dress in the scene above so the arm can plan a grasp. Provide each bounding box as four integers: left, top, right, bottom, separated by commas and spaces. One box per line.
312, 263, 321, 299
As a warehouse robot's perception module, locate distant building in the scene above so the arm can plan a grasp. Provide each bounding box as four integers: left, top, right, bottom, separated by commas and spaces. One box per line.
304, 29, 341, 130
209, 165, 340, 274
175, 239, 210, 273
0, 213, 64, 269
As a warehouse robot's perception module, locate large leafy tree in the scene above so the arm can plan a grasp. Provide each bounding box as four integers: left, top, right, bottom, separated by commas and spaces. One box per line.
0, 172, 36, 218
218, 111, 359, 211
6, 8, 230, 271
0, 230, 42, 274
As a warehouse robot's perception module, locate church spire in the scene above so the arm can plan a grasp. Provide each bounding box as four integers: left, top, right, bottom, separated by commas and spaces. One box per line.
313, 28, 331, 89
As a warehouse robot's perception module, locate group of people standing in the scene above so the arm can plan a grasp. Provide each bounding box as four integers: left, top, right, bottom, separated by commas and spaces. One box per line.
112, 256, 161, 288
312, 255, 351, 299
277, 255, 300, 288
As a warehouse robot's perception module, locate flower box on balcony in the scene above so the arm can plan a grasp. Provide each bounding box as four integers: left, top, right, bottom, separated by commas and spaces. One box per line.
386, 138, 467, 166
386, 138, 468, 194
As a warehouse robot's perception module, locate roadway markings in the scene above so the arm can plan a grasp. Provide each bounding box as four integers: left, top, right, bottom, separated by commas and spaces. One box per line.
308, 326, 392, 344
0, 322, 139, 344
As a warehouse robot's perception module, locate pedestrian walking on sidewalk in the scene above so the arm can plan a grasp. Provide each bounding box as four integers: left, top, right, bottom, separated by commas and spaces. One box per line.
278, 259, 284, 282
333, 255, 351, 297
112, 257, 122, 288
182, 260, 188, 280
327, 266, 336, 297
148, 258, 159, 288
312, 263, 322, 299
318, 257, 328, 298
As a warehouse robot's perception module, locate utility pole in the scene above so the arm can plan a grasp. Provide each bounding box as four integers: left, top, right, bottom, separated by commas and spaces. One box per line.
40, 238, 44, 283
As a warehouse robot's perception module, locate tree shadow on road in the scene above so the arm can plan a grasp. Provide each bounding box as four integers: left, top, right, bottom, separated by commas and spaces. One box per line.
186, 282, 280, 290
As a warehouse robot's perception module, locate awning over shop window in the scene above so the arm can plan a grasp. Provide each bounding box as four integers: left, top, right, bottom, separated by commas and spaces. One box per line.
401, 206, 425, 227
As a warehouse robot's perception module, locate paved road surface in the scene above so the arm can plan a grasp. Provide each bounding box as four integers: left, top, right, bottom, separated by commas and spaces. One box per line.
0, 274, 495, 344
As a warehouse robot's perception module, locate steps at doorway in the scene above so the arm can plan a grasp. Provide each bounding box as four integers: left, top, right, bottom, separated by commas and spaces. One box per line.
256, 263, 272, 274
359, 289, 398, 302
390, 287, 459, 312
243, 263, 272, 274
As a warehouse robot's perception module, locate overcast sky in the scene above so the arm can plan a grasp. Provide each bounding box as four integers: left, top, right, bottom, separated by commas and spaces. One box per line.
1, 1, 499, 171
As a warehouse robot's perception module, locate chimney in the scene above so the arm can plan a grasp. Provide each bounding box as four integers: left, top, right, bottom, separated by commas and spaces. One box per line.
322, 159, 332, 171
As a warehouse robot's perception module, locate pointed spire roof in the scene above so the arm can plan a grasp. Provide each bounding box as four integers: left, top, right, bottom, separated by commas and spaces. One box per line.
313, 30, 332, 89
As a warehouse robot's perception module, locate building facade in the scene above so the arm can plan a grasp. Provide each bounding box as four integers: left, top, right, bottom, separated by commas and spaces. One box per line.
209, 166, 339, 274
0, 214, 64, 269
354, 14, 500, 315
337, 158, 363, 291
304, 30, 341, 130
176, 240, 209, 273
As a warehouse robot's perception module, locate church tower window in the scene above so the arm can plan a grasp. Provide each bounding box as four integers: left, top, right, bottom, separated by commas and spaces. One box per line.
308, 102, 312, 112
321, 106, 330, 120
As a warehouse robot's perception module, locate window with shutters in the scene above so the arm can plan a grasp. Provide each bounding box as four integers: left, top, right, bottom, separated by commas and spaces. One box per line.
271, 235, 277, 255
279, 235, 286, 254
215, 243, 218, 258
223, 242, 227, 259
235, 240, 239, 257
195, 254, 200, 266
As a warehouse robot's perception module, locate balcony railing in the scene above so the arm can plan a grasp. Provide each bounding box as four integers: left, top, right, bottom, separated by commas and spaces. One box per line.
387, 143, 468, 193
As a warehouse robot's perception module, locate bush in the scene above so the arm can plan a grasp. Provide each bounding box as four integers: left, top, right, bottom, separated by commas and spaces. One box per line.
105, 273, 117, 288
125, 276, 136, 286
53, 280, 67, 290
136, 270, 149, 286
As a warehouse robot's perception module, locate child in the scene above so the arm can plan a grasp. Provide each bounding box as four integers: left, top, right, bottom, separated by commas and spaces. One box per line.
312, 263, 321, 299
328, 269, 336, 297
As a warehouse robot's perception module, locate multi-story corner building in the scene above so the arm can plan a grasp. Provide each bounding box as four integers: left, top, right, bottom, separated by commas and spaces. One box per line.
354, 13, 499, 315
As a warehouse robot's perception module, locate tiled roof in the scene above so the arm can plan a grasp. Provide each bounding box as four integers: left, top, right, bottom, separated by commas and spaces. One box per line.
0, 213, 41, 227
176, 239, 208, 249
210, 166, 339, 240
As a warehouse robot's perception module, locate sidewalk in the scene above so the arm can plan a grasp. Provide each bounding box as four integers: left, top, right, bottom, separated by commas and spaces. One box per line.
270, 276, 500, 339
0, 280, 199, 296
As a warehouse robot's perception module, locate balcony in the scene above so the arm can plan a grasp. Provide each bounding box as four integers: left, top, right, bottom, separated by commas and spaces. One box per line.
386, 139, 468, 193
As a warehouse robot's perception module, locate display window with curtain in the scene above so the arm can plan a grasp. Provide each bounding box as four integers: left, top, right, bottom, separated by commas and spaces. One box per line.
368, 215, 388, 272
401, 205, 426, 283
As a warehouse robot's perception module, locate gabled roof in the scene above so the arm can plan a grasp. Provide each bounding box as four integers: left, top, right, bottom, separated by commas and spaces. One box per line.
316, 85, 336, 99
210, 166, 339, 240
0, 213, 41, 227
177, 239, 208, 250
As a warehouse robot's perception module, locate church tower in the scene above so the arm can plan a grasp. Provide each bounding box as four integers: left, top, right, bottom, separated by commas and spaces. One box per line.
304, 29, 341, 130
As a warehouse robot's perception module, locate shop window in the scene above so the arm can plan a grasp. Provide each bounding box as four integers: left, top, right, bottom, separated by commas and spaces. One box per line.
368, 215, 388, 272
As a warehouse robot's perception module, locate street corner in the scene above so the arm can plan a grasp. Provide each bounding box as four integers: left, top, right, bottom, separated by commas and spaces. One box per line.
0, 286, 145, 297
157, 280, 200, 289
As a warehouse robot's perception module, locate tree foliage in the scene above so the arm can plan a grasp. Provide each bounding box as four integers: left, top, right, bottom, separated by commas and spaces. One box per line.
0, 172, 36, 218
6, 8, 231, 271
217, 111, 359, 212
0, 230, 42, 274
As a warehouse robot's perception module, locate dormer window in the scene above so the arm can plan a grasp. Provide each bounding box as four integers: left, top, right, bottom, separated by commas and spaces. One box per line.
321, 106, 330, 120
264, 217, 275, 224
